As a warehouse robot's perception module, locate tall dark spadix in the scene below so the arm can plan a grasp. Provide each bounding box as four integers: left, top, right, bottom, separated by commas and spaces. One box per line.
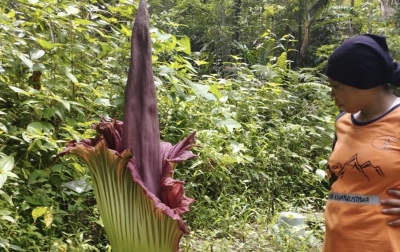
123, 0, 161, 197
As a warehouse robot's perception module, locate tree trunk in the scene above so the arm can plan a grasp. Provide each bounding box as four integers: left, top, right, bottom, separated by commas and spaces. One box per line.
233, 0, 241, 42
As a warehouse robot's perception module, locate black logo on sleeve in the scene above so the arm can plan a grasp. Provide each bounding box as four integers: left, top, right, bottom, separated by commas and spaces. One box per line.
328, 154, 385, 188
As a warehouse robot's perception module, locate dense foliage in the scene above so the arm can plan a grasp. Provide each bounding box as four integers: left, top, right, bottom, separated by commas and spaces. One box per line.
0, 0, 398, 250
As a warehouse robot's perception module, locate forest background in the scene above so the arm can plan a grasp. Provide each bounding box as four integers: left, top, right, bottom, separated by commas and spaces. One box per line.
0, 0, 399, 251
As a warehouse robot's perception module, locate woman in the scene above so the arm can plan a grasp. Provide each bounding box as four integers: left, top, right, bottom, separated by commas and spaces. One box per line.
324, 34, 400, 252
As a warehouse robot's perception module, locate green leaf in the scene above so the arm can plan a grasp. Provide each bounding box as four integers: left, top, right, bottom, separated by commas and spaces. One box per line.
36, 38, 56, 50
183, 78, 216, 101
0, 156, 15, 189
0, 190, 14, 206
191, 83, 216, 101
209, 85, 223, 99
0, 210, 11, 216
27, 122, 55, 134
17, 53, 33, 69
30, 49, 45, 60
64, 4, 80, 15
9, 86, 30, 96
65, 69, 79, 83
0, 123, 7, 133
44, 208, 53, 228
28, 170, 41, 185
179, 35, 191, 55
73, 19, 97, 26
32, 206, 47, 223
9, 244, 24, 251
32, 63, 46, 71
58, 100, 71, 111
94, 98, 111, 106
218, 118, 242, 132
120, 24, 132, 37
1, 215, 15, 223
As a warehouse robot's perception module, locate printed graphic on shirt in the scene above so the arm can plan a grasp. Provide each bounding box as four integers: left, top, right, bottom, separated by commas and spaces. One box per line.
328, 192, 380, 204
371, 136, 400, 150
328, 153, 385, 187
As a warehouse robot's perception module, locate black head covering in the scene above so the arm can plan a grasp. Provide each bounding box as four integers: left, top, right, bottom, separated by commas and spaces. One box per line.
326, 34, 400, 89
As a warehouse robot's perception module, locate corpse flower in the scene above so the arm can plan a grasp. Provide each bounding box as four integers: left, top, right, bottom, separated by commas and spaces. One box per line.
57, 1, 196, 251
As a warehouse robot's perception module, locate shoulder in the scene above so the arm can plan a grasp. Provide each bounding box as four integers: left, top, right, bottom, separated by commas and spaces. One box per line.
335, 111, 347, 123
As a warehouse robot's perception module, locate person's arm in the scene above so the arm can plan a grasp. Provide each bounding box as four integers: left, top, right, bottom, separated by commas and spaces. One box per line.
381, 189, 400, 226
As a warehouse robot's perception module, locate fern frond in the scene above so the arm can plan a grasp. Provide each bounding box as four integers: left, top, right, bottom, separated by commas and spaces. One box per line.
276, 52, 287, 70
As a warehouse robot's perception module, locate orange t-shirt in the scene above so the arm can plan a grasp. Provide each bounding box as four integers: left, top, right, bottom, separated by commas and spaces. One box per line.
323, 106, 400, 252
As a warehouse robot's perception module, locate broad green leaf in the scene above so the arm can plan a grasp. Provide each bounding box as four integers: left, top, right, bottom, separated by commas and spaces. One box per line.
44, 208, 53, 228
27, 122, 55, 134
21, 99, 39, 105
0, 210, 11, 215
179, 35, 191, 55
9, 86, 30, 96
30, 49, 45, 60
65, 69, 79, 83
120, 24, 132, 36
1, 215, 15, 223
315, 169, 326, 181
218, 118, 242, 132
58, 100, 71, 111
190, 83, 216, 101
94, 98, 111, 106
183, 78, 216, 101
0, 190, 13, 206
7, 10, 15, 18
209, 85, 223, 99
32, 63, 46, 71
9, 245, 24, 251
0, 156, 14, 174
17, 53, 33, 69
72, 163, 85, 173
28, 170, 41, 184
36, 39, 55, 50
0, 123, 7, 133
32, 206, 47, 223
64, 4, 80, 15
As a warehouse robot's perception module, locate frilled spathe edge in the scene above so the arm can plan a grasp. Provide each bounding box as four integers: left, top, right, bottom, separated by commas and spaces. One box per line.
56, 119, 197, 234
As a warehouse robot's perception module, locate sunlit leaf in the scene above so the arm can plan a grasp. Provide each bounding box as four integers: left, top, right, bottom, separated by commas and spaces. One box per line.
0, 210, 11, 216
64, 4, 80, 15
315, 169, 326, 181
17, 53, 33, 69
209, 85, 223, 99
30, 49, 45, 60
32, 63, 46, 71
0, 190, 13, 206
218, 118, 242, 132
10, 86, 31, 96
0, 123, 7, 133
44, 208, 53, 228
73, 19, 97, 26
1, 215, 15, 223
65, 69, 79, 83
179, 35, 191, 55
36, 39, 55, 50
120, 24, 132, 36
32, 206, 47, 223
